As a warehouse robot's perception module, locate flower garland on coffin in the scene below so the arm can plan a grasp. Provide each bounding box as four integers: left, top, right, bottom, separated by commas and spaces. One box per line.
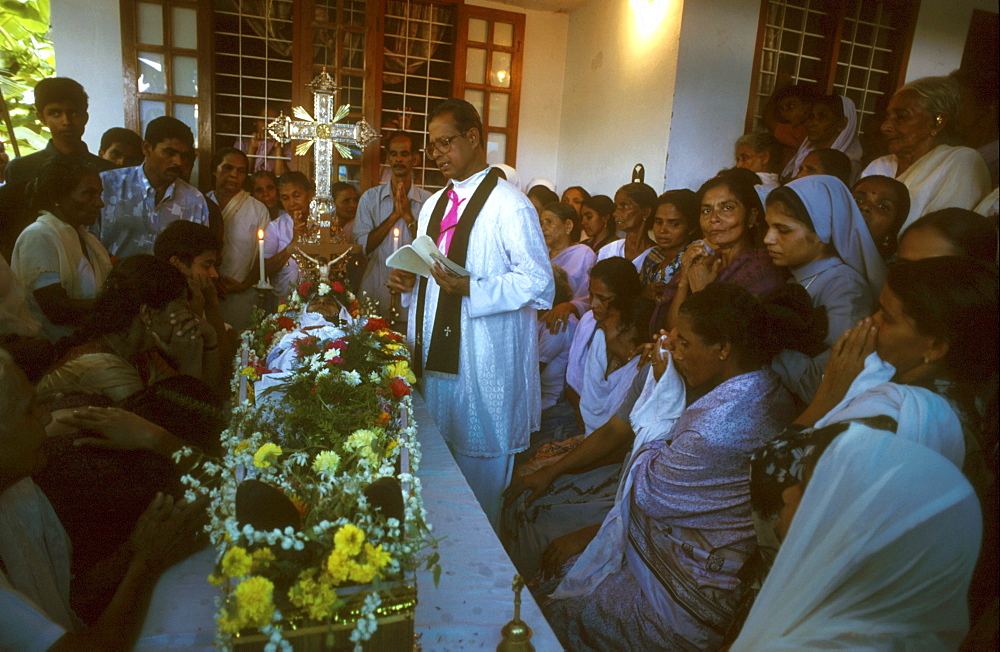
179, 281, 439, 650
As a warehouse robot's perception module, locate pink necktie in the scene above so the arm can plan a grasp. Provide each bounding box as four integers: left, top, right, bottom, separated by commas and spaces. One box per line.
436, 189, 466, 255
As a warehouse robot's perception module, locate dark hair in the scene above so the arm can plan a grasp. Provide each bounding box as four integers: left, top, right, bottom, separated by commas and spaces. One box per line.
616, 182, 658, 217
551, 264, 573, 305
562, 186, 591, 202
153, 220, 222, 265
804, 149, 852, 186
541, 201, 582, 241
697, 168, 766, 245
429, 98, 484, 141
527, 185, 559, 207
853, 174, 910, 228
99, 127, 142, 155
211, 146, 249, 172
766, 185, 816, 232
385, 130, 416, 151
589, 256, 642, 300
331, 181, 357, 198
277, 171, 315, 193
606, 295, 655, 348
812, 94, 846, 121
647, 189, 700, 239
250, 169, 278, 187
28, 158, 99, 215
82, 255, 190, 339
581, 194, 616, 238
144, 116, 194, 148
122, 376, 227, 455
679, 283, 827, 370
34, 77, 88, 113
887, 257, 998, 386
901, 208, 997, 264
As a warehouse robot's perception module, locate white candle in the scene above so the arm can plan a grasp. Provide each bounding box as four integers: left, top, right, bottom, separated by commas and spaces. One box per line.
257, 228, 266, 286
392, 226, 401, 253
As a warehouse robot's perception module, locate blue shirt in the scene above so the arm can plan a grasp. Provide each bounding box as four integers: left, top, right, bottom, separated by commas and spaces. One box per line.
97, 165, 209, 258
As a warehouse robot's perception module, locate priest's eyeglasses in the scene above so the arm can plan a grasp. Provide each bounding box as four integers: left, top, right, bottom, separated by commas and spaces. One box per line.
423, 132, 468, 156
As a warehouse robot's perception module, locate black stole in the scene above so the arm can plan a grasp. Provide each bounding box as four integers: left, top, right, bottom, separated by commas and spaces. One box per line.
414, 167, 500, 377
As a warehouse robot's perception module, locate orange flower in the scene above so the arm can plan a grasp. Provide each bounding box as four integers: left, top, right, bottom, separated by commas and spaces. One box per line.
378, 411, 391, 426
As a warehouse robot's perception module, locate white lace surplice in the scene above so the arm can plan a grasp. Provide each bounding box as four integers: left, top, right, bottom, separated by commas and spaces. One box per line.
407, 171, 554, 457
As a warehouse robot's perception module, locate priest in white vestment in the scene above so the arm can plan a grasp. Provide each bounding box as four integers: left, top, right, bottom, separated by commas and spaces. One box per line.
207, 148, 270, 332
389, 99, 554, 528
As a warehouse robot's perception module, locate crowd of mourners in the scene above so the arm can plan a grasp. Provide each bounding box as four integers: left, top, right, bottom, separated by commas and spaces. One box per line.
0, 66, 997, 650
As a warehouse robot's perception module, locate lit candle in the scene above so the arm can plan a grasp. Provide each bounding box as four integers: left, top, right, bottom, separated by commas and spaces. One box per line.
392, 226, 401, 253
257, 228, 266, 286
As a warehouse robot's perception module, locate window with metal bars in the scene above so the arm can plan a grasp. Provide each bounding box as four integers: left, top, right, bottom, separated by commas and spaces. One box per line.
745, 0, 918, 146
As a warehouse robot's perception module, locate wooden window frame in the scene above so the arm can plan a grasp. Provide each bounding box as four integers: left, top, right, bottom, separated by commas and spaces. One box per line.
453, 4, 525, 167
120, 0, 214, 188
744, 0, 920, 134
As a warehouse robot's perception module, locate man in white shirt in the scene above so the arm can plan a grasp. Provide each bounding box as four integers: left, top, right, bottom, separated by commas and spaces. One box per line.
388, 99, 554, 529
353, 131, 432, 320
206, 147, 270, 332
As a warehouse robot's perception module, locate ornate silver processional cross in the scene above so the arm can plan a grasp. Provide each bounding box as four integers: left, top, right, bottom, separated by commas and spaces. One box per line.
267, 68, 378, 237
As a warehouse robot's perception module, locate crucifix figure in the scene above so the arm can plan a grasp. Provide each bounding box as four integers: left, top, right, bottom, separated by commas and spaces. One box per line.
444, 327, 452, 337
267, 68, 377, 276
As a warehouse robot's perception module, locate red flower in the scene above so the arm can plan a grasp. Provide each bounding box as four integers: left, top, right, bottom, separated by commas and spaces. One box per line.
276, 316, 295, 331
383, 331, 403, 342
389, 377, 411, 398
332, 339, 348, 350
254, 362, 274, 376
298, 281, 314, 297
330, 281, 345, 293
292, 335, 319, 354
364, 317, 390, 332
326, 356, 345, 366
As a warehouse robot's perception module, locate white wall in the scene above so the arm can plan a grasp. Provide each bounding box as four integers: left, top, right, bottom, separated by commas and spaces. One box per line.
468, 0, 569, 189
663, 0, 760, 191
50, 0, 126, 154
905, 0, 997, 81
555, 0, 684, 196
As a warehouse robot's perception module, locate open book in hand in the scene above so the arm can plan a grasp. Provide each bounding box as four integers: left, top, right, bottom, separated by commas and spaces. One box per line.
385, 235, 470, 278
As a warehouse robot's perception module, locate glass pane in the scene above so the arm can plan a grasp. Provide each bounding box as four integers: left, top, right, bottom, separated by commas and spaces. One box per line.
137, 2, 163, 46
488, 92, 509, 128
465, 48, 486, 85
172, 55, 198, 97
464, 89, 485, 121
139, 100, 166, 134
138, 51, 166, 94
468, 18, 488, 43
486, 132, 507, 165
493, 22, 514, 47
491, 51, 512, 88
171, 6, 197, 49
173, 103, 198, 147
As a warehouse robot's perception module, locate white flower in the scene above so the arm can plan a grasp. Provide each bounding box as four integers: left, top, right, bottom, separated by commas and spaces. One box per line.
343, 370, 362, 386
318, 282, 331, 296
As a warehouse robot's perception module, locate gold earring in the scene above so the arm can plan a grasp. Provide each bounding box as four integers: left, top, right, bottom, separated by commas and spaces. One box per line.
923, 355, 930, 364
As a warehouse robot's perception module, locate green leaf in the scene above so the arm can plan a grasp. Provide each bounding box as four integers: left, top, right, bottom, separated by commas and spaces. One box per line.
432, 563, 441, 588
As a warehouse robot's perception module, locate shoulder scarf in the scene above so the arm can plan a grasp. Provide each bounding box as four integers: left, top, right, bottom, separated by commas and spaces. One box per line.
414, 167, 500, 376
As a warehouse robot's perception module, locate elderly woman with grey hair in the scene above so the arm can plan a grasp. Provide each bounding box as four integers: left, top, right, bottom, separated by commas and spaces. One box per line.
860, 75, 991, 234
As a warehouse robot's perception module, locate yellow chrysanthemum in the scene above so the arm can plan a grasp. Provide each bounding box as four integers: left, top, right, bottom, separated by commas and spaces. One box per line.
383, 342, 403, 353
334, 523, 365, 557
218, 612, 243, 634
252, 443, 282, 468
288, 571, 342, 621
346, 429, 377, 450
251, 547, 275, 566
240, 367, 259, 381
277, 303, 288, 313
325, 549, 351, 584
221, 546, 253, 578
208, 572, 226, 586
385, 360, 416, 383
347, 561, 378, 584
232, 576, 275, 627
312, 450, 341, 477
234, 440, 251, 454
364, 542, 392, 570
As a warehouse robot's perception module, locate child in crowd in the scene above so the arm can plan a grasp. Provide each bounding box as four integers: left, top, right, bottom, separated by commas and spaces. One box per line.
851, 174, 910, 260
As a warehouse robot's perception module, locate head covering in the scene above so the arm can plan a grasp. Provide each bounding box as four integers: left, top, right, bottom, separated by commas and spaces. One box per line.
733, 425, 981, 650
490, 163, 521, 192
782, 95, 863, 179
783, 174, 886, 296
525, 177, 556, 194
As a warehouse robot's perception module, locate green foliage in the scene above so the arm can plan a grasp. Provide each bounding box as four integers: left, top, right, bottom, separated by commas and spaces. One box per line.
0, 0, 54, 155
